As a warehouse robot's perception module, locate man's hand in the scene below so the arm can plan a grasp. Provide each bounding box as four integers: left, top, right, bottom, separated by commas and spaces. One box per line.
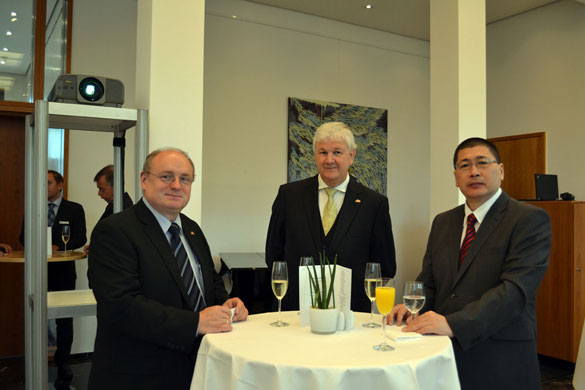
223, 297, 248, 322
403, 310, 454, 337
83, 245, 89, 255
198, 305, 233, 335
388, 303, 411, 326
0, 243, 13, 256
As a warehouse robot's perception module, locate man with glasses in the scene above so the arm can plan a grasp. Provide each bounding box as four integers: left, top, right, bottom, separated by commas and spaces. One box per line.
389, 138, 551, 389
88, 148, 248, 389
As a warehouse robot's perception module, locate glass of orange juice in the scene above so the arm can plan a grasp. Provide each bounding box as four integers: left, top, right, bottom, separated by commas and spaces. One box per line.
373, 277, 395, 351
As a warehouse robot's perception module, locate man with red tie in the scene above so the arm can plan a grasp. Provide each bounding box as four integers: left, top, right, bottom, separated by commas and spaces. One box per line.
389, 138, 551, 389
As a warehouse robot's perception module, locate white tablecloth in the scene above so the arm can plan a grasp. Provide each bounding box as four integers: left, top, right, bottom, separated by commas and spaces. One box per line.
192, 311, 460, 390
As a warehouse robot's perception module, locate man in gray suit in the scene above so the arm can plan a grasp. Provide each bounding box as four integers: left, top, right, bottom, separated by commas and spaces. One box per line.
390, 138, 551, 389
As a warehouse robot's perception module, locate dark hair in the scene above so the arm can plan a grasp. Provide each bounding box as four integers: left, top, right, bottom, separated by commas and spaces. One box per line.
48, 170, 64, 184
94, 164, 114, 186
453, 138, 501, 169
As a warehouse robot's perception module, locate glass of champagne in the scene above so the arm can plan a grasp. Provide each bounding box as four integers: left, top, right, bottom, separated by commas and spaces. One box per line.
403, 281, 425, 320
61, 225, 71, 255
373, 277, 395, 351
363, 262, 382, 328
270, 261, 289, 327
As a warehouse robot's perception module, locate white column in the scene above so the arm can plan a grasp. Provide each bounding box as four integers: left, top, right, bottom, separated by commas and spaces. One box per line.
429, 0, 486, 220
136, 0, 205, 221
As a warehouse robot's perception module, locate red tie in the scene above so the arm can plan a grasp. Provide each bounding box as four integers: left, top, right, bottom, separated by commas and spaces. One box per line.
459, 213, 477, 269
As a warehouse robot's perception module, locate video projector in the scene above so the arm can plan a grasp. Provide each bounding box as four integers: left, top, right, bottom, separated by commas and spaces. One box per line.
48, 74, 124, 107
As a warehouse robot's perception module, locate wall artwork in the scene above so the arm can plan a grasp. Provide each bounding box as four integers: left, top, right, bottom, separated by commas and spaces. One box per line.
287, 97, 388, 195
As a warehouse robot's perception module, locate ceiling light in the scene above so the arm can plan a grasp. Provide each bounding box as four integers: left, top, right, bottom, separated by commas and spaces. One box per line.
11, 12, 17, 17
2, 48, 7, 52
365, 4, 373, 9
11, 17, 18, 22
0, 60, 5, 65
232, 15, 238, 19
6, 31, 12, 36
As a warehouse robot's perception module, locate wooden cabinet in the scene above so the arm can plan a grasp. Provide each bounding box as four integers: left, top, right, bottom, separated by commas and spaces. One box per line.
527, 201, 585, 362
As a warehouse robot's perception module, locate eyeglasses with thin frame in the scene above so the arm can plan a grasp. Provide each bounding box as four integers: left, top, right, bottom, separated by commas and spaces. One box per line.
455, 158, 498, 171
145, 171, 194, 186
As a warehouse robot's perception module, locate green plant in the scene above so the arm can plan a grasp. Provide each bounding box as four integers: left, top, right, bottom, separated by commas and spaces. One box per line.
308, 251, 337, 309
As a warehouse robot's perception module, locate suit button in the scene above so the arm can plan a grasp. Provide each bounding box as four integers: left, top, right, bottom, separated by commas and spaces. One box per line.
449, 293, 456, 300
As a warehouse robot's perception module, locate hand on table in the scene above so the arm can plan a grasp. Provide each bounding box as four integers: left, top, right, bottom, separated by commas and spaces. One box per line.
0, 243, 13, 256
223, 297, 248, 322
198, 305, 233, 334
402, 310, 454, 337
388, 303, 411, 326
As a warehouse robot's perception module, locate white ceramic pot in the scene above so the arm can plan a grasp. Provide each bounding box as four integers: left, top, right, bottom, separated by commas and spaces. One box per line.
309, 307, 338, 334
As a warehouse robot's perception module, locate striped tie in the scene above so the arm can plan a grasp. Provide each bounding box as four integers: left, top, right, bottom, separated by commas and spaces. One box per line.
459, 213, 477, 269
169, 223, 203, 311
48, 203, 56, 227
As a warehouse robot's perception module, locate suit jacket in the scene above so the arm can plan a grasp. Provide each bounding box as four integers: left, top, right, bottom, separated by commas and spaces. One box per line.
266, 175, 396, 312
418, 191, 551, 389
98, 192, 134, 222
19, 198, 87, 290
88, 199, 229, 390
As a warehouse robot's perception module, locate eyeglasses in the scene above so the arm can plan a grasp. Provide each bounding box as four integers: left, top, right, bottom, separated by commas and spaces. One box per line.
455, 158, 498, 171
145, 171, 194, 186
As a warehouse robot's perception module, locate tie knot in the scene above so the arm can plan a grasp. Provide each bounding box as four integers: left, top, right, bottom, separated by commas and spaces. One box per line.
48, 203, 55, 210
169, 222, 181, 237
467, 213, 477, 225
325, 188, 337, 199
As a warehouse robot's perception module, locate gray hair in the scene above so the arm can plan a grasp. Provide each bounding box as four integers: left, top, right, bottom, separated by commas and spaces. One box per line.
143, 147, 195, 177
312, 122, 356, 152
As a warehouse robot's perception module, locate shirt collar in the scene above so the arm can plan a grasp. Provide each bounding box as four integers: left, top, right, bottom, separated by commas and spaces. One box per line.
50, 196, 63, 207
142, 197, 182, 233
318, 174, 350, 193
464, 188, 502, 224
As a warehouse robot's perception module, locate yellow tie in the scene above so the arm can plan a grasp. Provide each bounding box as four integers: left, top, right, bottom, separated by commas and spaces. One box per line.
322, 188, 338, 235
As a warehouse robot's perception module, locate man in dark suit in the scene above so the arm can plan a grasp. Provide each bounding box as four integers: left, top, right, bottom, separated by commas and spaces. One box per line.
83, 164, 133, 255
390, 138, 551, 389
19, 170, 87, 390
88, 148, 248, 390
266, 122, 396, 312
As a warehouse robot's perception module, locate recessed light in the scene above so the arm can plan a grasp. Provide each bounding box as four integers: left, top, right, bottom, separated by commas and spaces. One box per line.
11, 12, 17, 17
365, 4, 373, 9
6, 31, 12, 36
0, 60, 5, 65
11, 17, 18, 22
2, 48, 7, 52
232, 15, 237, 19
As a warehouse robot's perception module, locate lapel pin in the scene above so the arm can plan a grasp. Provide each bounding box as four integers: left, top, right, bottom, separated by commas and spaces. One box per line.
355, 199, 362, 204
190, 231, 195, 236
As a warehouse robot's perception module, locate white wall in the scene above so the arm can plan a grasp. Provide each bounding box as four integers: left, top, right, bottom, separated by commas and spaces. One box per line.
67, 0, 137, 353
202, 0, 431, 296
487, 0, 585, 198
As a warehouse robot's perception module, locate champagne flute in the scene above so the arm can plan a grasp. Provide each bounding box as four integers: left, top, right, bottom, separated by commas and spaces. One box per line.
363, 262, 382, 328
61, 225, 70, 255
403, 281, 425, 320
373, 277, 395, 351
270, 261, 289, 327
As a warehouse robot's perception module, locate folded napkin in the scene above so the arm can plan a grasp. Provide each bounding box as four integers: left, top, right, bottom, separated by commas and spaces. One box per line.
385, 325, 422, 342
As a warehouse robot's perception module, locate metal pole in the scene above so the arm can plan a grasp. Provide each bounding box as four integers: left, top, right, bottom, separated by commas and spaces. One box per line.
24, 114, 34, 390
135, 109, 148, 200
113, 130, 123, 213
33, 100, 49, 390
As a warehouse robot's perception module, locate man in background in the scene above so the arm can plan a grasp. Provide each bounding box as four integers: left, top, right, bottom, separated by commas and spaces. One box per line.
84, 164, 133, 255
0, 243, 13, 256
20, 170, 87, 390
389, 138, 551, 389
88, 148, 247, 389
266, 122, 396, 312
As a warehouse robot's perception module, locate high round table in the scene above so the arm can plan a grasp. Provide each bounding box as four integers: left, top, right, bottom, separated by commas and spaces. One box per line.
192, 311, 460, 390
0, 250, 86, 263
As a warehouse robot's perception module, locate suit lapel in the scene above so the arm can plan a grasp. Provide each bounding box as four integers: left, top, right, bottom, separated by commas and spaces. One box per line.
328, 177, 362, 255
303, 176, 323, 252
455, 193, 508, 284
135, 201, 193, 308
